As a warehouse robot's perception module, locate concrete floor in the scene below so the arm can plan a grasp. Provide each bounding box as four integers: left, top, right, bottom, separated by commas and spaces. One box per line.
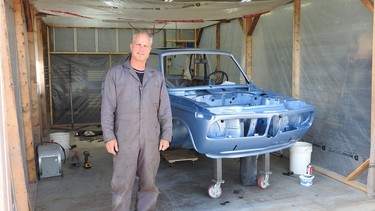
35, 131, 375, 211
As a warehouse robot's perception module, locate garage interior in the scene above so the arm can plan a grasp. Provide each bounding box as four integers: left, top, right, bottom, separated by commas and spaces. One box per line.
1, 0, 375, 210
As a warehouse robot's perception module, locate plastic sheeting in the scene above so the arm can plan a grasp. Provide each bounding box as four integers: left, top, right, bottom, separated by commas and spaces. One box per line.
252, 0, 372, 183
50, 54, 124, 125
32, 0, 291, 29
49, 0, 372, 183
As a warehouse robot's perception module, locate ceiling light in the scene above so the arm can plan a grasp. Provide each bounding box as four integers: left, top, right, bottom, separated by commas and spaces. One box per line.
241, 0, 252, 2
164, 0, 173, 2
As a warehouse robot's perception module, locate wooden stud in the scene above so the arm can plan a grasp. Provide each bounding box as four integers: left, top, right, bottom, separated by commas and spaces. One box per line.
248, 16, 260, 37
314, 166, 367, 193
368, 0, 375, 196
360, 0, 374, 13
23, 0, 34, 32
1, 0, 30, 209
36, 18, 49, 137
14, 0, 37, 184
346, 159, 369, 181
292, 0, 301, 99
196, 28, 203, 47
245, 18, 253, 79
0, 1, 14, 210
216, 23, 221, 69
27, 8, 42, 146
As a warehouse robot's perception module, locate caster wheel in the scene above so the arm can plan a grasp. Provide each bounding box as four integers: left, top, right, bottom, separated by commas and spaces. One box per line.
257, 175, 270, 189
208, 184, 222, 198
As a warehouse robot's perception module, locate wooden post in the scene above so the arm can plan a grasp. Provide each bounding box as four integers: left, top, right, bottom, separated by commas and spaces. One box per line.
0, 1, 14, 210
196, 28, 203, 47
245, 18, 253, 79
292, 0, 301, 99
244, 15, 260, 79
36, 18, 49, 137
216, 23, 221, 69
1, 0, 30, 210
27, 7, 42, 146
368, 0, 375, 196
14, 0, 37, 184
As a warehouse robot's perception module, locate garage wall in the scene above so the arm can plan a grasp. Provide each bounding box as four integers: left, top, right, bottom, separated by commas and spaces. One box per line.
48, 28, 195, 126
252, 0, 372, 183
45, 0, 372, 184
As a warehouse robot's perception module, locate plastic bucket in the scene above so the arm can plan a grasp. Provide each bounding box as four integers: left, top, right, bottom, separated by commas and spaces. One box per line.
50, 132, 70, 157
299, 175, 315, 186
289, 142, 312, 175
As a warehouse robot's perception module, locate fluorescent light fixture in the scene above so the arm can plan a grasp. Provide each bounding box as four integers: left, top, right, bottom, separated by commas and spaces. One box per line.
241, 0, 252, 2
165, 0, 173, 2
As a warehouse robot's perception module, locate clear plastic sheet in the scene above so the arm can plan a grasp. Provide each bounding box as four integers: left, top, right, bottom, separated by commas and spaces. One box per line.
50, 54, 124, 125
49, 0, 372, 183
253, 0, 372, 183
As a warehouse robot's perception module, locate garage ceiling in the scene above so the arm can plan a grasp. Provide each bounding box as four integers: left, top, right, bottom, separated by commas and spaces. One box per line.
31, 0, 292, 29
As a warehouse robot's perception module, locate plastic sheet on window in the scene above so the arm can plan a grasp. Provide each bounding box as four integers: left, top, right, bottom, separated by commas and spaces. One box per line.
50, 54, 126, 126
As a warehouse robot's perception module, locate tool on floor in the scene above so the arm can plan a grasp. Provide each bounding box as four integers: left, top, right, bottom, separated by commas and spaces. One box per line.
83, 151, 92, 169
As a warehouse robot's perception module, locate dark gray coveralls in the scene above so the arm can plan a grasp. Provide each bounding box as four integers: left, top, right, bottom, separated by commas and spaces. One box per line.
101, 60, 172, 211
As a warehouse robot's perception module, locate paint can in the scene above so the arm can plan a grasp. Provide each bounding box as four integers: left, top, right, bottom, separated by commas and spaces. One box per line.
299, 174, 315, 186
306, 164, 313, 176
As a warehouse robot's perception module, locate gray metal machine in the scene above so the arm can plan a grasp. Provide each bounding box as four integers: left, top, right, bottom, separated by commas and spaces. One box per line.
37, 143, 64, 179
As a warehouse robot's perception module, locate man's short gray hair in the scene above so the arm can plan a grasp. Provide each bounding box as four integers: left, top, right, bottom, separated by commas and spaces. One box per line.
133, 32, 153, 45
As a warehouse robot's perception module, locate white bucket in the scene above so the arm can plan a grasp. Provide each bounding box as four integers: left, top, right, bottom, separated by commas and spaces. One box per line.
50, 132, 70, 158
289, 142, 312, 175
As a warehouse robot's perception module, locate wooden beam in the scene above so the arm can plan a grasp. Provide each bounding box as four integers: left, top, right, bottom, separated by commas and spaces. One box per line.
28, 7, 42, 146
346, 159, 369, 181
1, 1, 30, 210
14, 0, 37, 184
245, 18, 253, 78
163, 29, 166, 47
314, 166, 367, 193
196, 28, 203, 47
360, 0, 374, 13
247, 15, 260, 37
36, 18, 49, 137
292, 0, 301, 99
216, 23, 221, 69
368, 0, 375, 196
23, 0, 34, 32
238, 17, 244, 29
0, 1, 14, 210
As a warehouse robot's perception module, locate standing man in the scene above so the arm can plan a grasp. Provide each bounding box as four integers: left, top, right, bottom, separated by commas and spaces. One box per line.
101, 32, 172, 211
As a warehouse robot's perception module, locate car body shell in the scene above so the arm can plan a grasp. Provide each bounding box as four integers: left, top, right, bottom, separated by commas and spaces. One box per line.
148, 48, 315, 159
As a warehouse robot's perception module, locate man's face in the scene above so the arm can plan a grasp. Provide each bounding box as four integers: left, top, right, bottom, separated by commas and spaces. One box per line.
130, 34, 152, 63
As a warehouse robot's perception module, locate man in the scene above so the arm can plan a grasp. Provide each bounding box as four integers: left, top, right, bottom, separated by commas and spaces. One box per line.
101, 32, 172, 211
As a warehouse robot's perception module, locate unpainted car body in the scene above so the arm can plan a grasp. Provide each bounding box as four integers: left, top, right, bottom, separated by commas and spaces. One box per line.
148, 48, 315, 159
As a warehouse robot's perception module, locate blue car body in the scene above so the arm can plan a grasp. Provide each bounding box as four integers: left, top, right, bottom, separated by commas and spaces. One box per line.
148, 48, 315, 159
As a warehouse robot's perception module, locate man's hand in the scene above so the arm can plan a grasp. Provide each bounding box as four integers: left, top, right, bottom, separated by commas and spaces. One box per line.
159, 139, 170, 151
105, 139, 118, 155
